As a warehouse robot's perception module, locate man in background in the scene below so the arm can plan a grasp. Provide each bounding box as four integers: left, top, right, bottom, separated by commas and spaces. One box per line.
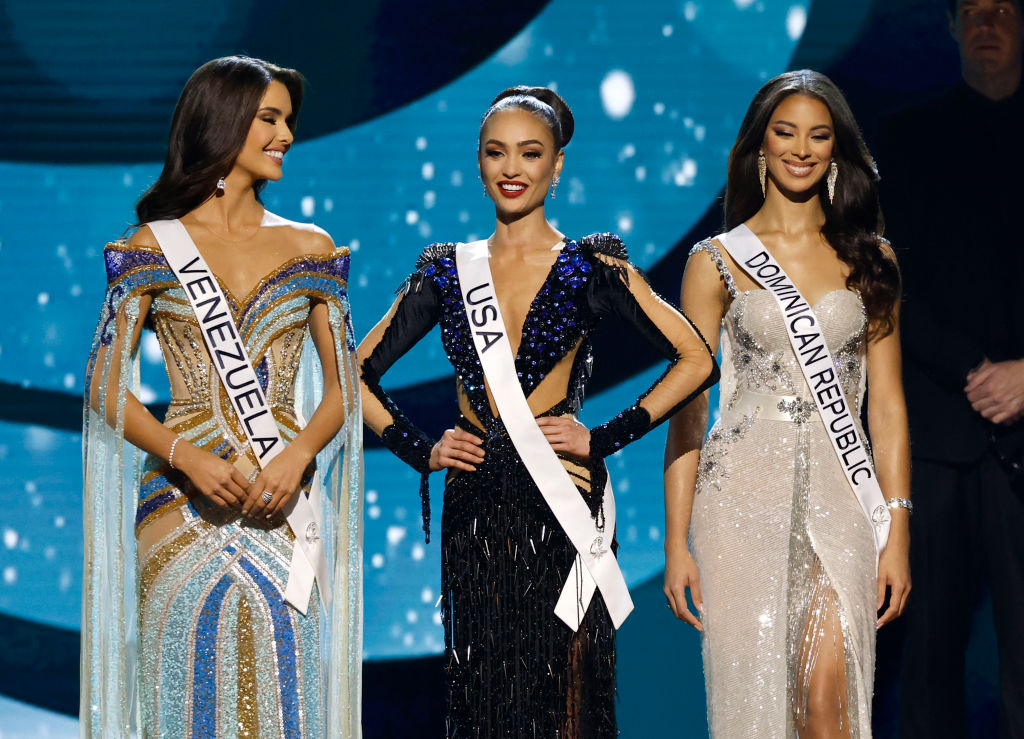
875, 1, 1024, 736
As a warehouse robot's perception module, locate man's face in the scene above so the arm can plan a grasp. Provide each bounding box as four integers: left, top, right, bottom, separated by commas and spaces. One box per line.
951, 0, 1024, 77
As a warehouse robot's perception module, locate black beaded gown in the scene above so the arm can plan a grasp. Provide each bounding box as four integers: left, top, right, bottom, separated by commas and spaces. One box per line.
360, 234, 718, 737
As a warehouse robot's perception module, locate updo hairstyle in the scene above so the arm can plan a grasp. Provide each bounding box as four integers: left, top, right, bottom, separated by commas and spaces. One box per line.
480, 85, 575, 150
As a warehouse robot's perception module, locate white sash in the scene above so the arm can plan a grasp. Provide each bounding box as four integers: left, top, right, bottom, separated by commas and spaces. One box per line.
149, 219, 329, 614
455, 240, 633, 630
719, 224, 891, 555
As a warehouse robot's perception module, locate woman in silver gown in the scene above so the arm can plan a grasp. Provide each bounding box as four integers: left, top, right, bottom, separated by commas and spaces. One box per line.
664, 70, 911, 738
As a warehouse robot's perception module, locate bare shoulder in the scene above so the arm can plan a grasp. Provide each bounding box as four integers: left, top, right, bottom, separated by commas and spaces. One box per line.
127, 224, 159, 250
262, 211, 346, 257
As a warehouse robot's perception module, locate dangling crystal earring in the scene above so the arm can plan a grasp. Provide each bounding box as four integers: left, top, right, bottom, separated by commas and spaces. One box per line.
827, 160, 838, 205
550, 175, 560, 199
757, 153, 766, 197
216, 177, 227, 193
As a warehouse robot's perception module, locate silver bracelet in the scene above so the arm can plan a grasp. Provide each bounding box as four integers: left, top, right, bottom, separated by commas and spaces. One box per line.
886, 497, 913, 514
168, 435, 183, 470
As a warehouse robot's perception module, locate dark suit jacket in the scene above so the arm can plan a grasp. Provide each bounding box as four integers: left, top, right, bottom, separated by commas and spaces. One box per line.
875, 82, 1024, 464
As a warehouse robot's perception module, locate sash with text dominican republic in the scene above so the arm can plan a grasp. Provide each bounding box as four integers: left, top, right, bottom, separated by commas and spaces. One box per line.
718, 223, 891, 556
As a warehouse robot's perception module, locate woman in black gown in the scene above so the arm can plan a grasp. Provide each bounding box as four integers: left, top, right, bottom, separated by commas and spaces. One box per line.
358, 86, 718, 737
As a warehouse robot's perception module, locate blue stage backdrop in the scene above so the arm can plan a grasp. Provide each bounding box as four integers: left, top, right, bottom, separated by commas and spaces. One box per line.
1, 0, 992, 736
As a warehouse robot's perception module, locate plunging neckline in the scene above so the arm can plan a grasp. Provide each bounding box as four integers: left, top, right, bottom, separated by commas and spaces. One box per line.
487, 238, 568, 363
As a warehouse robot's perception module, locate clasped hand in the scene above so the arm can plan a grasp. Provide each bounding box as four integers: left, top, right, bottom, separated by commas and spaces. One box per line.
173, 441, 310, 520
429, 415, 592, 472
965, 358, 1024, 426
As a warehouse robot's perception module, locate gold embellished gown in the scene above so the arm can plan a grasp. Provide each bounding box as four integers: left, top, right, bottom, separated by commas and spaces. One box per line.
689, 239, 877, 738
81, 230, 363, 738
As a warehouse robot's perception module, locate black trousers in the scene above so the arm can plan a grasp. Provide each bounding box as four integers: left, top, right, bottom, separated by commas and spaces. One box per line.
898, 452, 1024, 738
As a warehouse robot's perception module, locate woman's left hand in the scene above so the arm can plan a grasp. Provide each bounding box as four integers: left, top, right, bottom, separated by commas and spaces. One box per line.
243, 445, 314, 520
536, 415, 591, 459
876, 534, 911, 627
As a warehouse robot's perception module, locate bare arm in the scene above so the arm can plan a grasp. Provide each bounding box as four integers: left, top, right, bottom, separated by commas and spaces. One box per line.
663, 247, 729, 630
245, 298, 351, 518
865, 250, 912, 626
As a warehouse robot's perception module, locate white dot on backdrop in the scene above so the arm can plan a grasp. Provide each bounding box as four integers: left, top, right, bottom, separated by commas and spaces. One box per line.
59, 568, 72, 592
300, 196, 315, 218
324, 198, 334, 213
786, 5, 807, 40
618, 143, 636, 162
37, 292, 50, 306
635, 166, 647, 182
649, 526, 661, 541
3, 529, 17, 549
3, 566, 16, 585
386, 526, 407, 546
366, 489, 378, 504
695, 125, 707, 142
54, 516, 65, 529
406, 610, 418, 624
123, 172, 134, 187
357, 274, 369, 289
684, 1, 698, 20
418, 222, 432, 239
653, 102, 666, 115
662, 24, 673, 37
368, 505, 381, 519
70, 284, 82, 297
734, 0, 756, 8
138, 384, 157, 404
405, 210, 419, 226
421, 587, 434, 603
142, 332, 162, 363
600, 70, 636, 120
411, 543, 425, 561
62, 373, 76, 389
25, 481, 37, 494
415, 136, 428, 151
371, 553, 385, 568
421, 162, 435, 180
349, 239, 360, 252
617, 214, 634, 233
44, 546, 56, 561
458, 211, 470, 224
424, 191, 437, 209
450, 171, 463, 187
403, 633, 414, 647
433, 612, 443, 625
43, 352, 55, 368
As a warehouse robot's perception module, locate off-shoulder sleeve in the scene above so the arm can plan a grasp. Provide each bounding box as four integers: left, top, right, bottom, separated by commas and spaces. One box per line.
358, 246, 452, 539
581, 234, 719, 458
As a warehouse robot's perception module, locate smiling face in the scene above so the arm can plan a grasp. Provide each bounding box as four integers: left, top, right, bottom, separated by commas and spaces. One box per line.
760, 93, 835, 199
231, 80, 295, 183
951, 0, 1024, 80
478, 108, 563, 218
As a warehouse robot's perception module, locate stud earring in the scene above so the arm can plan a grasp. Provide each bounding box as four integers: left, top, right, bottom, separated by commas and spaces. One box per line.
216, 177, 227, 193
757, 153, 766, 197
550, 175, 560, 199
827, 160, 838, 205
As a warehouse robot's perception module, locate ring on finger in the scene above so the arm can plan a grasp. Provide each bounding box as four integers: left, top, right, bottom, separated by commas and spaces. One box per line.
261, 490, 273, 504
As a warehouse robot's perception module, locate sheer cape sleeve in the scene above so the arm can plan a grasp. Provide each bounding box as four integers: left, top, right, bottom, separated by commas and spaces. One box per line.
579, 234, 719, 458
81, 240, 364, 738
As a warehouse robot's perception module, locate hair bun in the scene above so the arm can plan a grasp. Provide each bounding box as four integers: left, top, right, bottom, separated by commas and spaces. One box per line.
488, 85, 575, 148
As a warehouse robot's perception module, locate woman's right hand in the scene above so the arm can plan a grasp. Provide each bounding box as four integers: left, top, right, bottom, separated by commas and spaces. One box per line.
664, 541, 704, 631
172, 441, 250, 509
429, 428, 485, 472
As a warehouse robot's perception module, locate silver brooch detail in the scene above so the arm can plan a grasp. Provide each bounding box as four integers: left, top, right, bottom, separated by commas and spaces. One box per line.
305, 522, 321, 544
589, 536, 608, 560
870, 504, 889, 526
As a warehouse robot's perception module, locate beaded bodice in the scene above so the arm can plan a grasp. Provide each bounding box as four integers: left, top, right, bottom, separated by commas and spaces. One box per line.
691, 239, 868, 413
102, 241, 352, 437
416, 236, 613, 428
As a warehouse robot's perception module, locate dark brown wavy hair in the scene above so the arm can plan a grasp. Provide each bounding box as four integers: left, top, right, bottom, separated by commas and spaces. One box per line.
136, 56, 305, 224
725, 69, 900, 339
480, 85, 575, 150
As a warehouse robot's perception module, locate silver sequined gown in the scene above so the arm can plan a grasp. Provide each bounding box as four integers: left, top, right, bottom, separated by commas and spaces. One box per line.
689, 239, 877, 738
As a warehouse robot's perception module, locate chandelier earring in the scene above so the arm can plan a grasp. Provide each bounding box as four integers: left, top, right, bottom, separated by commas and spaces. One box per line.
216, 177, 227, 194
827, 160, 838, 204
550, 175, 560, 199
757, 152, 766, 197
